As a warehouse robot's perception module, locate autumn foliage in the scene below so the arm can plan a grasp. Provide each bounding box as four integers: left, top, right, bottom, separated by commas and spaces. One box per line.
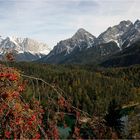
1, 53, 138, 139
0, 61, 120, 139
0, 64, 43, 139
0, 63, 102, 139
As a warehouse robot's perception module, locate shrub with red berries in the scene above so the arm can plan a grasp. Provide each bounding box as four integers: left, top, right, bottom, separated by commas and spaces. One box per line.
0, 54, 115, 139
0, 64, 44, 139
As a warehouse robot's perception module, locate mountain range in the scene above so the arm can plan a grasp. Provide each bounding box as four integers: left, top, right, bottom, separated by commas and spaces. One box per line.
0, 19, 140, 66
0, 36, 50, 61
38, 19, 140, 66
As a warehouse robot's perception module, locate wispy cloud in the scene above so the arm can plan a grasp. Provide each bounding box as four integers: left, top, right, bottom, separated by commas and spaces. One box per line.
0, 0, 140, 48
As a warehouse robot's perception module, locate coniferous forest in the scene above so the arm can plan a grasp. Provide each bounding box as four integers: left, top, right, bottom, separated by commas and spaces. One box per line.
1, 59, 139, 139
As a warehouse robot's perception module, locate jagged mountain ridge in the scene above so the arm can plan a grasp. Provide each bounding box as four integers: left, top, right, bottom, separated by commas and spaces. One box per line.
1, 19, 140, 63
47, 28, 96, 58
94, 19, 140, 49
101, 39, 140, 67
0, 36, 50, 61
39, 19, 140, 64
95, 20, 133, 48
121, 20, 140, 48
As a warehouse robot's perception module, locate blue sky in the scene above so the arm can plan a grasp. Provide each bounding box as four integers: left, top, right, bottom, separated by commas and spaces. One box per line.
0, 0, 140, 48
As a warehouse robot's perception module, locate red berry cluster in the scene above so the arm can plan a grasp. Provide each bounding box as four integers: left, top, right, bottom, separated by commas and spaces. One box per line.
0, 64, 44, 139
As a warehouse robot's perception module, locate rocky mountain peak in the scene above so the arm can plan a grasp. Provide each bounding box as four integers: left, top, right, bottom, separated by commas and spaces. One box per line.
134, 19, 140, 24
96, 20, 133, 48
134, 19, 140, 30
120, 19, 140, 48
47, 28, 96, 58
38, 19, 140, 64
77, 28, 87, 33
72, 28, 96, 40
119, 20, 132, 26
0, 35, 50, 61
74, 28, 91, 36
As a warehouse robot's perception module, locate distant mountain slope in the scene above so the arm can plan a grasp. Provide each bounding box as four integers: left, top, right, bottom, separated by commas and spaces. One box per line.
100, 40, 140, 67
39, 41, 119, 64
39, 28, 120, 64
0, 36, 50, 61
95, 20, 133, 48
39, 19, 140, 64
121, 20, 140, 49
47, 28, 96, 57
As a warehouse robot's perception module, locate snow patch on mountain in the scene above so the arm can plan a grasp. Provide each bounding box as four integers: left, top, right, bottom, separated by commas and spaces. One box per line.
0, 36, 50, 55
0, 35, 50, 61
96, 20, 133, 49
47, 28, 96, 58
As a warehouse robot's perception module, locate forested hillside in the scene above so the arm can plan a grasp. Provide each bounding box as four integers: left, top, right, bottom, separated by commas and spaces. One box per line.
3, 61, 139, 139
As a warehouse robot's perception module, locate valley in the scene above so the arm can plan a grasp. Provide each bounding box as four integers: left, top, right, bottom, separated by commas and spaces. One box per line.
0, 19, 140, 139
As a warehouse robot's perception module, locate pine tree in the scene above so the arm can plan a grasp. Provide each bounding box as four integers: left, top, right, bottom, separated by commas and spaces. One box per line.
104, 99, 124, 136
